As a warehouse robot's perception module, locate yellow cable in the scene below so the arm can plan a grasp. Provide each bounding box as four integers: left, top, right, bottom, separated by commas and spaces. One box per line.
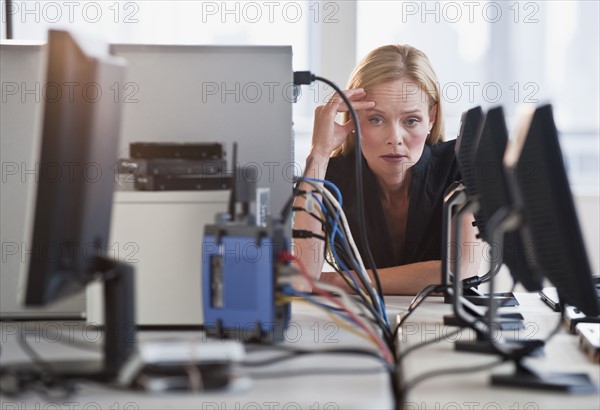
277, 295, 376, 348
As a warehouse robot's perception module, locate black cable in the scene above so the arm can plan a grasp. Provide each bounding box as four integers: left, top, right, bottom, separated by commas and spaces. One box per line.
318, 249, 393, 336
390, 284, 447, 407
292, 178, 363, 287
290, 177, 394, 349
289, 178, 379, 314
16, 327, 58, 378
294, 179, 376, 302
329, 277, 394, 345
400, 358, 506, 401
2, 327, 77, 399
396, 328, 461, 363
292, 73, 387, 317
292, 74, 397, 410
243, 344, 396, 386
293, 229, 326, 241
328, 241, 394, 343
545, 309, 564, 341
241, 347, 390, 368
392, 284, 448, 341
278, 287, 393, 357
290, 277, 394, 351
247, 367, 388, 379
315, 205, 394, 346
329, 240, 383, 314
291, 206, 326, 226
300, 177, 385, 323
281, 156, 318, 223
329, 243, 371, 294
312, 75, 386, 315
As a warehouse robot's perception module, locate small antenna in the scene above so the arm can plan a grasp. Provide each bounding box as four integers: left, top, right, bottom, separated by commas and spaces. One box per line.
227, 142, 238, 220
5, 0, 14, 39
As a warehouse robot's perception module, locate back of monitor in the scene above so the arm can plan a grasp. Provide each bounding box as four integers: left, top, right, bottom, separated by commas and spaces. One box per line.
0, 41, 86, 319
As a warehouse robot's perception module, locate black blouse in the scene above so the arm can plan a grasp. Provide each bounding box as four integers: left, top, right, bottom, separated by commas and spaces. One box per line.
324, 140, 461, 269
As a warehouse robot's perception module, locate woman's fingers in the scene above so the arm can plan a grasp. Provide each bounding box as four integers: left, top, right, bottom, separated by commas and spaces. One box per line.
336, 100, 375, 113
327, 87, 366, 101
324, 88, 375, 113
310, 88, 376, 157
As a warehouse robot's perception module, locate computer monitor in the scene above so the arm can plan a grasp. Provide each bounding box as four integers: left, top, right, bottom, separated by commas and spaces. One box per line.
505, 104, 599, 317
444, 107, 527, 327
453, 106, 486, 244
9, 29, 134, 382
446, 107, 519, 308
442, 107, 484, 290
473, 107, 544, 292
485, 104, 599, 392
455, 106, 483, 200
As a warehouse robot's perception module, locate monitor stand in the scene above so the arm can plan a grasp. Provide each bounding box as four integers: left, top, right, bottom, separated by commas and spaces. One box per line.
492, 361, 597, 393
443, 298, 524, 330
448, 204, 542, 352
454, 330, 544, 356
462, 287, 519, 307
440, 185, 518, 309
451, 205, 595, 393
443, 283, 519, 307
2, 256, 136, 383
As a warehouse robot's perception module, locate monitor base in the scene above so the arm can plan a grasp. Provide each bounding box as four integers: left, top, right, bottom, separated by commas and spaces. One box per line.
492, 363, 597, 393
444, 314, 524, 331
445, 290, 519, 307
455, 338, 544, 357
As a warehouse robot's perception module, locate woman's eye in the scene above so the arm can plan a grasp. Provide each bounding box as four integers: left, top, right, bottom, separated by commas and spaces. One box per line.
406, 118, 420, 126
369, 117, 383, 125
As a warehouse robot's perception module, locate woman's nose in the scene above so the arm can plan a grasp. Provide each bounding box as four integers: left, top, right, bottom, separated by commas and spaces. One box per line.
386, 125, 405, 145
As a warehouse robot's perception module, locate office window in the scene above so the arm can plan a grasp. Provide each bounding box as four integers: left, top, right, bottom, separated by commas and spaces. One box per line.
2, 1, 310, 68
356, 0, 599, 191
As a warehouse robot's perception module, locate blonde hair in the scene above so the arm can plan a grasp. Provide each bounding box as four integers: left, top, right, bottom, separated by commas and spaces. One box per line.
334, 44, 444, 156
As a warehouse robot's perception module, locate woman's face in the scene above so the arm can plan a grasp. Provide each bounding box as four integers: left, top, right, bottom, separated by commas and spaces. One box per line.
358, 78, 436, 182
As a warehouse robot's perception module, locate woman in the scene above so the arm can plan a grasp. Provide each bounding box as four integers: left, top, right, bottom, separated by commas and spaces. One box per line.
293, 44, 481, 295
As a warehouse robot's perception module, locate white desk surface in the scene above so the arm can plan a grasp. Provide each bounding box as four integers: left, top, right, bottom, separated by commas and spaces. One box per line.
1, 294, 599, 410
387, 293, 600, 410
0, 302, 392, 410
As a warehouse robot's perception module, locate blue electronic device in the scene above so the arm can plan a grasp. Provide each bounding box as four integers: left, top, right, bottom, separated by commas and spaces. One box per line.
201, 150, 291, 342
202, 221, 291, 342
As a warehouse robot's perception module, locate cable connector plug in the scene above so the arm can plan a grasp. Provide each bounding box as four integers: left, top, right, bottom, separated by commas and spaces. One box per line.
293, 71, 315, 85
292, 229, 325, 241
277, 265, 300, 279
462, 275, 482, 288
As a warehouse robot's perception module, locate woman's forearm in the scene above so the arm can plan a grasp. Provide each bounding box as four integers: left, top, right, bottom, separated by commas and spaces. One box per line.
291, 153, 330, 284
320, 260, 443, 296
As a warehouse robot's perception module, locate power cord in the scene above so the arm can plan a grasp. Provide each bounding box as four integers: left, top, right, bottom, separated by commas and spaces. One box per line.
393, 284, 448, 341
0, 326, 76, 399
292, 71, 386, 318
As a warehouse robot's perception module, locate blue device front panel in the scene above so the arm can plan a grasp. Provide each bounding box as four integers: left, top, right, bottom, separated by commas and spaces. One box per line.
202, 235, 276, 333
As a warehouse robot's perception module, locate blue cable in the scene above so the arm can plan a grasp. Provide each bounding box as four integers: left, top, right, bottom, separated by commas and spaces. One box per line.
279, 285, 357, 325
307, 178, 388, 326
300, 177, 389, 327
303, 177, 343, 205
308, 192, 363, 295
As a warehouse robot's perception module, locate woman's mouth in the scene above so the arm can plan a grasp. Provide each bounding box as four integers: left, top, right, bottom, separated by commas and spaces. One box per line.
380, 154, 407, 163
